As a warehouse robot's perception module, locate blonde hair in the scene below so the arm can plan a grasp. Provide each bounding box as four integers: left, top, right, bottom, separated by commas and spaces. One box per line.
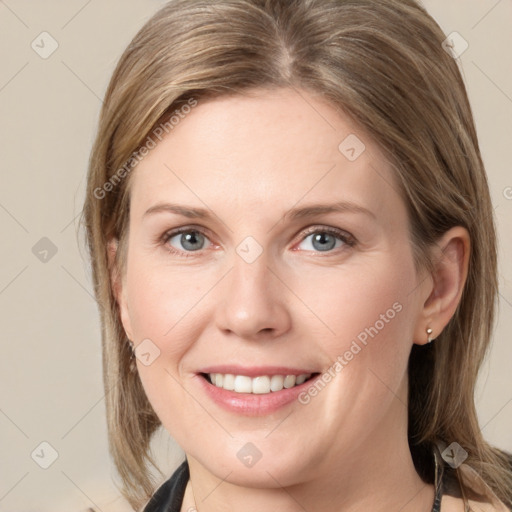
81, 0, 512, 509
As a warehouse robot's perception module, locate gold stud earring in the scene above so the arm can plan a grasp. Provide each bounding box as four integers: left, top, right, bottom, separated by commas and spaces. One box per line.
426, 327, 434, 343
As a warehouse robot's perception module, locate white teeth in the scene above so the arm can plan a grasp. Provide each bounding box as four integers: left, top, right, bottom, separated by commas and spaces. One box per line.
283, 375, 296, 388
222, 373, 235, 391
252, 376, 271, 394
295, 374, 307, 385
208, 373, 312, 394
234, 375, 252, 393
270, 374, 284, 391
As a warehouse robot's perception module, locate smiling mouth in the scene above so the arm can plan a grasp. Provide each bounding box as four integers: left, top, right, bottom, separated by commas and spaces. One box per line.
200, 372, 320, 394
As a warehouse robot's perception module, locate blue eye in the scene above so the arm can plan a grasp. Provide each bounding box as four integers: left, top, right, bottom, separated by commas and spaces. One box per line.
297, 228, 353, 253
165, 229, 211, 254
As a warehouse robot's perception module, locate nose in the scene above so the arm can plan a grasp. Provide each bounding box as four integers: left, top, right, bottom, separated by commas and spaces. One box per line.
214, 253, 292, 341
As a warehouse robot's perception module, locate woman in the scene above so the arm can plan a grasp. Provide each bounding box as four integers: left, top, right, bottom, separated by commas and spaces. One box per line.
82, 0, 512, 510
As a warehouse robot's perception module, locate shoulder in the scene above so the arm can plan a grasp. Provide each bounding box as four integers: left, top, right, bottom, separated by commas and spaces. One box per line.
441, 494, 509, 512
467, 499, 510, 512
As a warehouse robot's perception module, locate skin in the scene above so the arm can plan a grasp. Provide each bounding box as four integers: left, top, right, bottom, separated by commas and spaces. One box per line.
111, 87, 471, 512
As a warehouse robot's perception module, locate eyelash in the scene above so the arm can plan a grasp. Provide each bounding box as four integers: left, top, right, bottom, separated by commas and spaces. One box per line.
159, 225, 356, 258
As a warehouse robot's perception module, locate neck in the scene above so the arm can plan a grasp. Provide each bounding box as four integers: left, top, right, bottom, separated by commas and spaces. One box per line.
183, 395, 434, 512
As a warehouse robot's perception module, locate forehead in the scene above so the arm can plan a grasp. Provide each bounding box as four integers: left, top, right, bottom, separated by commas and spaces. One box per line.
130, 87, 403, 223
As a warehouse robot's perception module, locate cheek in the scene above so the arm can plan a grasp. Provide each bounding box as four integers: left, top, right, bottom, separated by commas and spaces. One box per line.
123, 258, 209, 438
123, 253, 222, 426
289, 256, 417, 449
296, 252, 418, 388
124, 254, 212, 352
301, 256, 414, 340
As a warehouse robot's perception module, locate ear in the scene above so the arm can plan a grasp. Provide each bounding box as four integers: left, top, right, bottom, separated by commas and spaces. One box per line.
413, 226, 470, 345
107, 238, 134, 341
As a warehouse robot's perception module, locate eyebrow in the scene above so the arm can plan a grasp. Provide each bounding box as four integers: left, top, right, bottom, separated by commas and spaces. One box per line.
144, 203, 211, 219
143, 201, 375, 221
283, 201, 375, 221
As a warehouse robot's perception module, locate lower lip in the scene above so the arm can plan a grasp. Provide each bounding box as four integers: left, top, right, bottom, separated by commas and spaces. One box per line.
195, 374, 320, 416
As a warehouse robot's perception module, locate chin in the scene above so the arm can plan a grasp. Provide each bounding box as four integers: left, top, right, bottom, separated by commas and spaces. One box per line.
190, 440, 315, 489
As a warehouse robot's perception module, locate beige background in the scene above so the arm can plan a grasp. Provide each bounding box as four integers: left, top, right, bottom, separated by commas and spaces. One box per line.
0, 1, 511, 511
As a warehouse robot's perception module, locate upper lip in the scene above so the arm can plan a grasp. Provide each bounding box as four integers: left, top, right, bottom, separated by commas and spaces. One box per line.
198, 365, 319, 377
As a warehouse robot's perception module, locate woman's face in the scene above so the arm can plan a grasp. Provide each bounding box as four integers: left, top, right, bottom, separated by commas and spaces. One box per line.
116, 87, 429, 486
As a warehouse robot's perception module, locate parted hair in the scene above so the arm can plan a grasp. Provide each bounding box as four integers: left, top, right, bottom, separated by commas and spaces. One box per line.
82, 0, 512, 509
